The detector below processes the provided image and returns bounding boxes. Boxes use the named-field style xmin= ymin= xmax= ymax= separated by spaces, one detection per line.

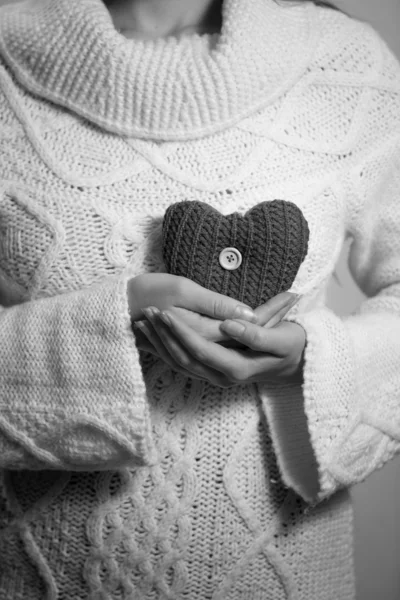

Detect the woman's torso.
xmin=0 ymin=2 xmax=382 ymax=594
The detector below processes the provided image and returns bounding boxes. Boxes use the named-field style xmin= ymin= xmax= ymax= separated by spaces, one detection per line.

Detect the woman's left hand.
xmin=137 ymin=308 xmax=306 ymax=387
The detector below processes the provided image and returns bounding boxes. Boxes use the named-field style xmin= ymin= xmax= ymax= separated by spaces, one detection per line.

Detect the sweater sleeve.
xmin=0 ymin=270 xmax=158 ymax=471
xmin=259 ymin=134 xmax=400 ymax=504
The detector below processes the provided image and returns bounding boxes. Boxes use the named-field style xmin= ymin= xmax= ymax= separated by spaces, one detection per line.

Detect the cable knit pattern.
xmin=0 ymin=0 xmax=399 ymax=598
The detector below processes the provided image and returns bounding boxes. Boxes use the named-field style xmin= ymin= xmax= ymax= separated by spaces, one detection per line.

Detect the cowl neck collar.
xmin=0 ymin=0 xmax=317 ymax=140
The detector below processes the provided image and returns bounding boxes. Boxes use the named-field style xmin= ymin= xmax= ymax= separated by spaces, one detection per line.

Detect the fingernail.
xmin=142 ymin=306 xmax=158 ymax=320
xmin=142 ymin=308 xmax=152 ymax=319
xmin=234 ymin=306 xmax=257 ymax=323
xmin=288 ymin=294 xmax=301 ymax=308
xmin=222 ymin=320 xmax=245 ymax=337
xmin=159 ymin=311 xmax=172 ymax=327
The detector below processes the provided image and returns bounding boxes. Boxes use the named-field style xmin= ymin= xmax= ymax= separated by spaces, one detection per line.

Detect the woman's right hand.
xmin=128 ymin=273 xmax=256 ymax=372
xmin=127 ymin=273 xmax=257 ymax=328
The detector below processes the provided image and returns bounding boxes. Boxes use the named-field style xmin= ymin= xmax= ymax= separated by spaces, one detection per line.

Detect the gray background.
xmin=1 ymin=1 xmax=399 ymax=598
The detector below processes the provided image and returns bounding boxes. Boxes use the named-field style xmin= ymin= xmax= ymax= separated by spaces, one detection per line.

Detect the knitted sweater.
xmin=0 ymin=0 xmax=400 ymax=598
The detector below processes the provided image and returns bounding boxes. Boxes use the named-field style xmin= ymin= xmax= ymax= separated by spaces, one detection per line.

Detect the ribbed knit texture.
xmin=0 ymin=0 xmax=400 ymax=598
xmin=0 ymin=0 xmax=317 ymax=139
xmin=162 ymin=200 xmax=309 ymax=308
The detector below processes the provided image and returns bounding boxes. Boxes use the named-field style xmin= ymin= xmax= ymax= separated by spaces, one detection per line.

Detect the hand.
xmin=149 ymin=312 xmax=305 ymax=386
xmin=135 ymin=294 xmax=304 ymax=386
xmin=134 ymin=286 xmax=299 ymax=349
xmin=127 ymin=273 xmax=257 ymax=327
xmin=129 ymin=273 xmax=297 ymax=354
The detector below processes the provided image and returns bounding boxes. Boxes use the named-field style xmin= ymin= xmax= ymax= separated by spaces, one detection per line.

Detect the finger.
xmin=169 ymin=307 xmax=224 ymax=341
xmin=180 ymin=282 xmax=258 ymax=323
xmin=262 ymin=294 xmax=301 ymax=328
xmin=135 ymin=319 xmax=178 ymax=365
xmin=132 ymin=321 xmax=156 ymax=351
xmin=143 ymin=308 xmax=231 ymax=386
xmin=170 ymin=307 xmax=248 ymax=346
xmin=158 ymin=310 xmax=252 ymax=380
xmin=133 ymin=324 xmax=158 ymax=354
xmin=143 ymin=308 xmax=193 ymax=367
xmin=159 ymin=309 xmax=293 ymax=384
xmin=138 ymin=314 xmax=204 ymax=378
xmin=253 ymin=292 xmax=300 ymax=327
xmin=140 ymin=319 xmax=210 ymax=382
xmin=219 ymin=319 xmax=296 ymax=356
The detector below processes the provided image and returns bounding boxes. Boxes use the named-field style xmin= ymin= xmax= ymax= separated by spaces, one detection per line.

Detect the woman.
xmin=0 ymin=0 xmax=399 ymax=598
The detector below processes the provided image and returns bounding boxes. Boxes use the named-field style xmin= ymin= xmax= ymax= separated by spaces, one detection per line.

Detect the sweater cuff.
xmin=113 ymin=270 xmax=159 ymax=467
xmin=258 ymin=381 xmax=320 ymax=504
xmin=258 ymin=308 xmax=355 ymax=503
xmin=0 ymin=270 xmax=158 ymax=470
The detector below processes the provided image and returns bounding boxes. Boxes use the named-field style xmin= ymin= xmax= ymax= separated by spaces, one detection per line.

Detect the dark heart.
xmin=162 ymin=200 xmax=309 ymax=309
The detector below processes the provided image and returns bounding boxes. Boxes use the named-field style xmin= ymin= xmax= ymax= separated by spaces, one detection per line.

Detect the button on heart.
xmin=219 ymin=247 xmax=242 ymax=270
xmin=162 ymin=200 xmax=309 ymax=309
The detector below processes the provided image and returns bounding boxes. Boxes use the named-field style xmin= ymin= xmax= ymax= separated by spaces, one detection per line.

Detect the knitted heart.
xmin=162 ymin=200 xmax=309 ymax=309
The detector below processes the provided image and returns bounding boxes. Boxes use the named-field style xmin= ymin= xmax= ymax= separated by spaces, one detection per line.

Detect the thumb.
xmin=220 ymin=319 xmax=304 ymax=356
xmin=254 ymin=292 xmax=300 ymax=328
xmin=183 ymin=282 xmax=257 ymax=323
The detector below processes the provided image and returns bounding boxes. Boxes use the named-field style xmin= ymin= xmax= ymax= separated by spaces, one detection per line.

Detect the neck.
xmin=105 ymin=0 xmax=223 ymax=39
